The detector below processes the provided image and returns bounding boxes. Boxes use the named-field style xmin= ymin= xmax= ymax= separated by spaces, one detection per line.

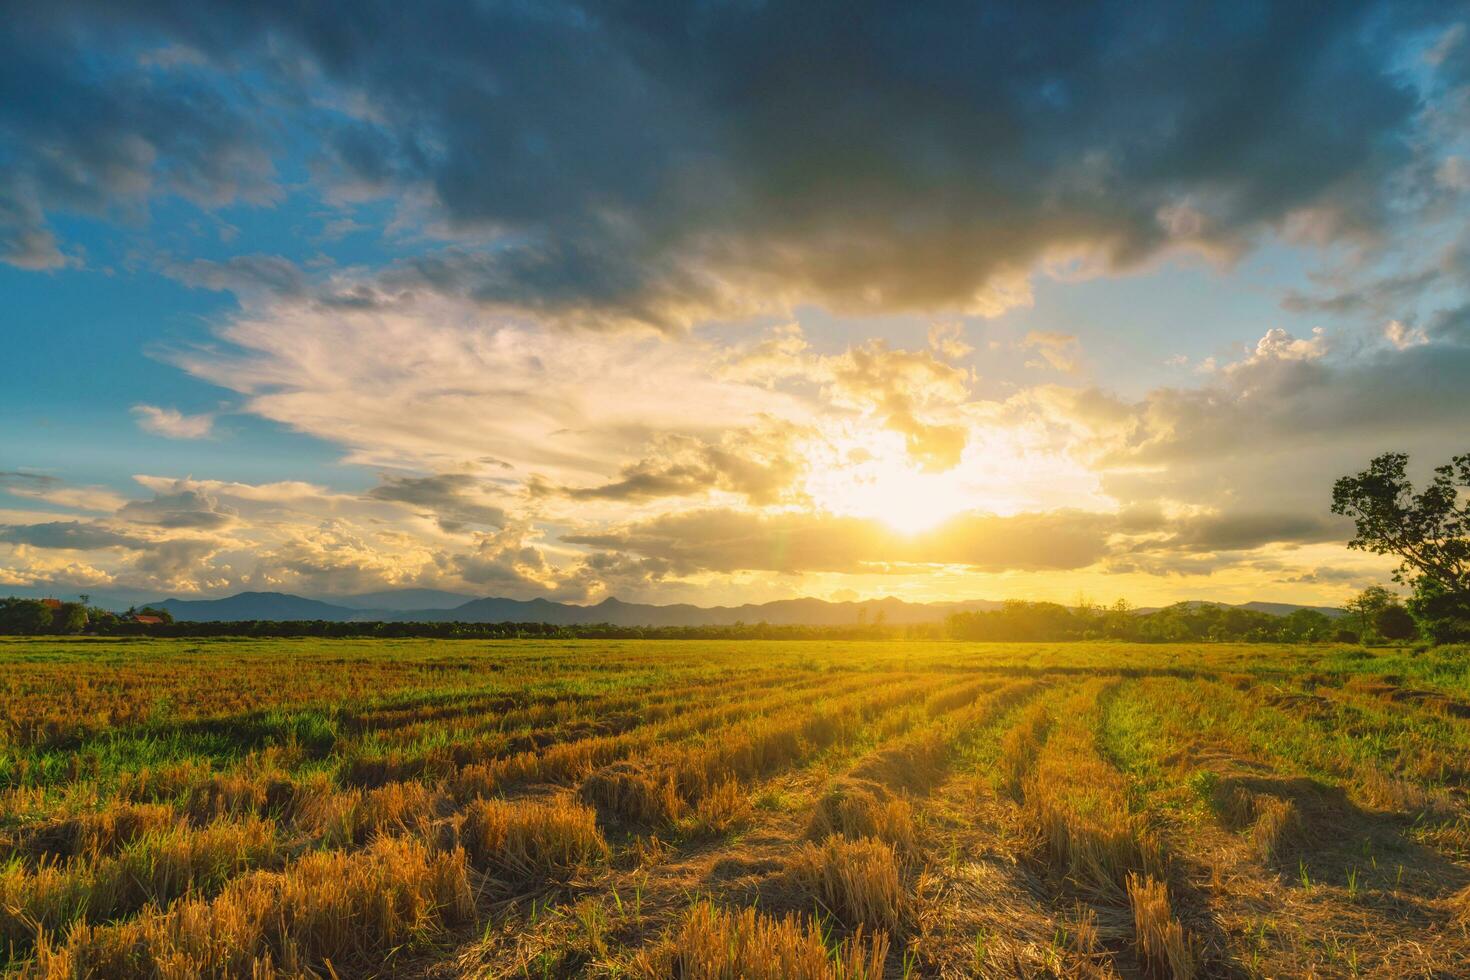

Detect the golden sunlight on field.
xmin=2 ymin=637 xmax=1468 ymax=978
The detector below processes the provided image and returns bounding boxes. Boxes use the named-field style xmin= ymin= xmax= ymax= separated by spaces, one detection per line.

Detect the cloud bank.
xmin=4 ymin=1 xmax=1461 ymax=328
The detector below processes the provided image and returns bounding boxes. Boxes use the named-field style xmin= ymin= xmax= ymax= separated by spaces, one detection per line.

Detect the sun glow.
xmin=800 ymin=424 xmax=1114 ymax=536
xmin=802 ymin=431 xmax=977 ymax=535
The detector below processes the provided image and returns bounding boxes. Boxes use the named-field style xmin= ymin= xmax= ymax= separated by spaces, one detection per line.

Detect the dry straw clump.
xmin=33 ymin=835 xmax=473 ymax=978
xmin=1127 ymin=872 xmax=1196 ymax=980
xmin=352 ymin=780 xmax=450 ymax=843
xmin=784 ymin=836 xmax=907 ymax=934
xmin=1023 ymin=719 xmax=1160 ymax=894
xmin=635 ymin=902 xmax=889 ymax=980
xmin=1249 ymin=797 xmax=1303 ymax=865
xmin=1210 ymin=780 xmax=1304 ymax=864
xmin=849 ymin=727 xmax=949 ymax=794
xmin=1451 ymin=884 xmax=1470 ymax=927
xmin=998 ymin=701 xmax=1053 ymax=800
xmin=680 ymin=777 xmax=753 ymax=839
xmin=17 ymin=802 xmax=177 ymax=862
xmin=2 ymin=815 xmax=283 ymax=956
xmin=581 ymin=760 xmax=684 ymax=825
xmin=458 ymin=796 xmax=607 ymax=884
xmin=582 ymin=681 xmax=938 ymax=830
xmin=806 ymin=778 xmax=915 ymax=854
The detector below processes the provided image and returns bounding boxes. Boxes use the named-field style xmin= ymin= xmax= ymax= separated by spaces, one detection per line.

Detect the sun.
xmin=802 ymin=431 xmax=975 ymax=535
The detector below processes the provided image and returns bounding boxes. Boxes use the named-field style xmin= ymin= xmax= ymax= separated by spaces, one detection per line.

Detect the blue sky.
xmin=3 ymin=1 xmax=1468 ymax=607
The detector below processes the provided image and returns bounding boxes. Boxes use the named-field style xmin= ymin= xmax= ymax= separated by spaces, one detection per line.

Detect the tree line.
xmin=0 ymin=595 xmax=1429 ymax=644
xmin=0 ymin=606 xmax=922 ymax=641
xmin=946 ymin=598 xmax=1387 ymax=644
xmin=0 ymin=594 xmax=1360 ymax=643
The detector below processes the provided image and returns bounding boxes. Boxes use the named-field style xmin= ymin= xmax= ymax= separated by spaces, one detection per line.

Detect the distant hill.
xmin=326 ymin=589 xmax=478 ymax=611
xmin=152 ymin=592 xmax=361 ymax=622
xmin=1134 ymin=600 xmax=1345 ymax=619
xmin=149 ymin=591 xmax=1002 ymax=625
xmin=407 ymin=595 xmax=1005 ymax=627
xmin=140 ymin=590 xmax=1345 ymax=625
xmin=1236 ymin=600 xmax=1345 ymax=618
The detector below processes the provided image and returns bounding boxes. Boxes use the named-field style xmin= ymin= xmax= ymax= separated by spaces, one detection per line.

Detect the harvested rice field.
xmin=3 ymin=637 xmax=1469 ymax=978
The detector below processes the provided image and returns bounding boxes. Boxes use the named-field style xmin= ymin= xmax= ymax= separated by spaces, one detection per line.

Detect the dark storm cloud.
xmin=534 ymin=431 xmax=805 ymax=506
xmin=0 ymin=471 xmax=60 ymax=492
xmin=566 ymin=502 xmax=1357 ymax=577
xmin=1107 ymin=343 xmax=1470 ymax=469
xmin=1281 ymin=269 xmax=1443 ymax=317
xmin=1158 ymin=512 xmax=1347 ymax=553
xmin=5 ymin=1 xmax=1460 ymax=327
xmin=0 ymin=7 xmax=276 ymax=269
xmin=566 ymin=508 xmax=1115 ymax=574
xmin=366 ymin=474 xmax=507 ymax=532
xmin=1426 ymin=302 xmax=1470 ymax=343
xmin=0 ymin=521 xmax=147 ymax=550
xmin=1046 ymin=332 xmax=1470 ymax=574
xmin=118 ymin=489 xmax=235 ymax=530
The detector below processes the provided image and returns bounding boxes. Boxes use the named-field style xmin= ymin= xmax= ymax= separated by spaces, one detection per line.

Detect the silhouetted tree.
xmin=1344 ymin=586 xmax=1395 ymax=641
xmin=1333 ymin=451 xmax=1470 ymax=643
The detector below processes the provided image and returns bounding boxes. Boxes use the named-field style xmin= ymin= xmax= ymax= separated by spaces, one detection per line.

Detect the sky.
xmin=3 ymin=1 xmax=1470 ymax=609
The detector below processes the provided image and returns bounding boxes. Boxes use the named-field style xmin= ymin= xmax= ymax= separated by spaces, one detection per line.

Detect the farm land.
xmin=2 ymin=637 xmax=1469 ymax=978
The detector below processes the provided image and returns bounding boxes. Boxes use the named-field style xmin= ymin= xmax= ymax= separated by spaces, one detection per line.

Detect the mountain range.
xmin=145 ymin=592 xmax=1003 ymax=625
xmin=131 ymin=591 xmax=1345 ymax=625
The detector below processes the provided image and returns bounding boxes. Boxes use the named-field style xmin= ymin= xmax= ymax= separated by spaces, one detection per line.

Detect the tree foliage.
xmin=1333 ymin=451 xmax=1470 ymax=643
xmin=1344 ymin=586 xmax=1395 ymax=640
xmin=0 ymin=598 xmax=92 ymax=635
xmin=1374 ymin=603 xmax=1417 ymax=642
xmin=946 ymin=600 xmax=1336 ymax=643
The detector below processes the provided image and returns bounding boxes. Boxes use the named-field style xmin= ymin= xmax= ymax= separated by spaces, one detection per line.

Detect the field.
xmin=2 ymin=638 xmax=1469 ymax=978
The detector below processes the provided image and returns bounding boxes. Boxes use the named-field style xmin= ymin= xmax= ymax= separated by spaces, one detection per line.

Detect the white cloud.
xmin=1242 ymin=326 xmax=1328 ymax=365
xmin=1383 ymin=319 xmax=1429 ymax=350
xmin=131 ymin=405 xmax=216 ymax=439
xmin=1020 ymin=331 xmax=1083 ymax=374
xmin=172 ymin=294 xmax=814 ymax=484
xmin=927 ymin=323 xmax=973 ymax=360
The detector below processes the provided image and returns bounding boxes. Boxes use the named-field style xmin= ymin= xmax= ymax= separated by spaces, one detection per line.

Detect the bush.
xmin=1374 ymin=603 xmax=1418 ymax=642
xmin=1408 ymin=581 xmax=1470 ymax=645
xmin=0 ymin=598 xmax=53 ymax=634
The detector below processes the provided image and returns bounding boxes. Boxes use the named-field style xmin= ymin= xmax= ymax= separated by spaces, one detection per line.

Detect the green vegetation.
xmin=1333 ymin=449 xmax=1470 ymax=643
xmin=1 ymin=636 xmax=1467 ymax=977
xmin=0 ymin=598 xmax=171 ymax=636
xmin=945 ymin=598 xmax=1341 ymax=642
